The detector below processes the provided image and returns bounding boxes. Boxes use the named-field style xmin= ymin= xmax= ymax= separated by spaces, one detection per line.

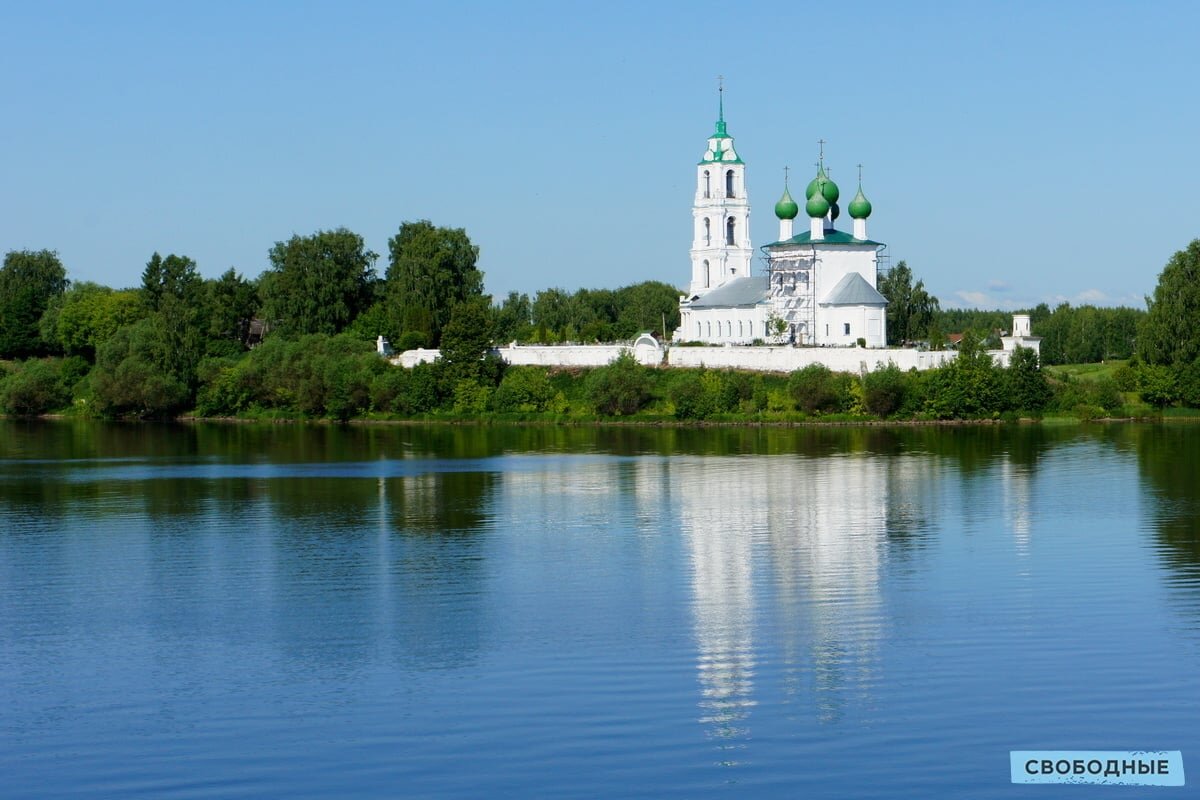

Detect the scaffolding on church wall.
xmin=765 ymin=252 xmax=818 ymax=345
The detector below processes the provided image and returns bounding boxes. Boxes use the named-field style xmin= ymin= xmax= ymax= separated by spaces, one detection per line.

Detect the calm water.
xmin=1 ymin=421 xmax=1197 ymax=798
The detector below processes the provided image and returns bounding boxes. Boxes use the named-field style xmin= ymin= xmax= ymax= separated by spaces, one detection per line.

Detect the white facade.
xmin=688 ymin=105 xmax=752 ymax=296
xmin=678 ymin=102 xmax=888 ymax=348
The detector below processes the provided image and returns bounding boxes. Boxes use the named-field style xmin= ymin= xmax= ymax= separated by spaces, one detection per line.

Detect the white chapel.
xmin=677 ymin=96 xmax=889 ymax=348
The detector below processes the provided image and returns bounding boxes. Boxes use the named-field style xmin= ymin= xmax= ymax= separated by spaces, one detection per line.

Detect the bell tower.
xmin=689 ymin=80 xmax=752 ymax=296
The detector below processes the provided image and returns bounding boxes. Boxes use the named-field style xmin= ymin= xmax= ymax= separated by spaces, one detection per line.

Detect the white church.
xmin=676 ymin=96 xmax=888 ymax=348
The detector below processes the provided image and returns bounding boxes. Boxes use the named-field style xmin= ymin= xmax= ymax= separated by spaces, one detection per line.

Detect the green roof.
xmin=766 ymin=229 xmax=883 ymax=247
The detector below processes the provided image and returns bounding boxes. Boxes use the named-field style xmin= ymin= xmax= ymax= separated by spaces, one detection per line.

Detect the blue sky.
xmin=2 ymin=0 xmax=1196 ymax=310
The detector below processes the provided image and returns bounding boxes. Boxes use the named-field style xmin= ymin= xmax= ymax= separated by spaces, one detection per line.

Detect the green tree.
xmin=1004 ymin=346 xmax=1051 ymax=411
xmin=614 ymin=281 xmax=682 ymax=339
xmin=386 ymin=220 xmax=483 ymax=346
xmin=878 ymin=260 xmax=939 ymax=344
xmin=141 ymin=252 xmax=206 ymax=388
xmin=40 ymin=283 xmax=145 ymax=359
xmin=205 ymin=268 xmax=259 ymax=347
xmin=261 ymin=228 xmax=378 ymax=336
xmin=494 ymin=291 xmax=533 ymax=342
xmin=438 ymin=298 xmax=498 ymax=382
xmin=925 ymin=331 xmax=1001 ymax=418
xmin=0 ymin=249 xmax=68 ymax=357
xmin=1140 ymin=239 xmax=1200 ymax=367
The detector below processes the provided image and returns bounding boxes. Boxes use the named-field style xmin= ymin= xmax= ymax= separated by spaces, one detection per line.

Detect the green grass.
xmin=1044 ymin=360 xmax=1128 ymax=382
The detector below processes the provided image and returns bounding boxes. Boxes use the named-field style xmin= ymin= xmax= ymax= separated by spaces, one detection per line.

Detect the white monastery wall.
xmin=393 ymin=344 xmax=1034 ymax=373
xmin=667 ymin=346 xmax=957 ymax=373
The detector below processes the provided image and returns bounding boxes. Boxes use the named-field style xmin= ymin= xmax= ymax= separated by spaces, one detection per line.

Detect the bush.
xmin=1051 ymin=376 xmax=1123 ymax=415
xmin=586 ymin=351 xmax=651 ymax=416
xmin=0 ymin=358 xmax=71 ymax=415
xmin=788 ymin=364 xmax=844 ymax=413
xmin=1136 ymin=363 xmax=1179 ymax=408
xmin=862 ymin=362 xmax=906 ymax=417
xmin=492 ymin=366 xmax=557 ymax=413
xmin=671 ymin=369 xmax=720 ymax=420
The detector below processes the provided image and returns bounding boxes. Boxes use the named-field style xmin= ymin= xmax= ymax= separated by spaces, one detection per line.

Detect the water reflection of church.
xmin=671 ymin=451 xmax=909 ymax=740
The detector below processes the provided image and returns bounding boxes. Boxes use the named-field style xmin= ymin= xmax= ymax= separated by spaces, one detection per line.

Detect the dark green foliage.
xmin=39 ymin=283 xmax=145 ymax=359
xmin=260 ymin=228 xmax=378 ymax=336
xmin=205 ymin=268 xmax=259 ymax=347
xmin=439 ymin=298 xmax=497 ymax=381
xmin=586 ymin=352 xmax=651 ymax=416
xmin=492 ymin=367 xmax=558 ymax=413
xmin=862 ymin=362 xmax=907 ymax=417
xmin=1140 ymin=239 xmax=1200 ymax=367
xmin=386 ymin=220 xmax=483 ymax=347
xmin=1113 ymin=362 xmax=1138 ymax=392
xmin=344 ymin=300 xmax=393 ymax=345
xmin=142 ymin=252 xmax=202 ymax=312
xmin=1136 ymin=363 xmax=1179 ymax=408
xmin=1176 ymin=358 xmax=1200 ymax=408
xmin=194 ymin=334 xmax=387 ymax=419
xmin=525 ymin=281 xmax=681 ymax=343
xmin=0 ymin=249 xmax=68 ymax=358
xmin=0 ymin=358 xmax=74 ymax=415
xmin=1036 ymin=303 xmax=1142 ymax=365
xmin=396 ymin=331 xmax=428 ymax=351
xmin=1050 ymin=375 xmax=1123 ymax=417
xmin=787 ymin=364 xmax=845 ymax=413
xmin=670 ymin=369 xmax=721 ymax=419
xmin=90 ymin=318 xmax=189 ymax=417
xmin=1003 ymin=346 xmax=1051 ymax=412
xmin=878 ymin=260 xmax=939 ymax=344
xmin=140 ymin=253 xmax=207 ymax=390
xmin=494 ymin=291 xmax=533 ymax=343
xmin=924 ymin=331 xmax=1002 ymax=418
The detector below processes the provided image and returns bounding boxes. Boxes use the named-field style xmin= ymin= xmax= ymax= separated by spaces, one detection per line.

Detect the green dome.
xmin=775 ymin=187 xmax=799 ymax=220
xmin=805 ymin=190 xmax=830 ymax=219
xmin=805 ymin=166 xmax=828 ymax=199
xmin=820 ymin=175 xmax=840 ymax=204
xmin=805 ymin=165 xmax=840 ymax=204
xmin=849 ymin=186 xmax=872 ymax=219
xmin=830 ymin=201 xmax=840 ymax=221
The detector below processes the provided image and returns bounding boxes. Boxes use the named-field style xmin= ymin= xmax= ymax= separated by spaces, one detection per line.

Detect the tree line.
xmin=3 ymin=229 xmax=1200 ymax=419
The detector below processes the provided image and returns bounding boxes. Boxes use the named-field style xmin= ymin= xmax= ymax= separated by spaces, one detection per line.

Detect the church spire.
xmin=715 ymin=75 xmax=726 ymax=136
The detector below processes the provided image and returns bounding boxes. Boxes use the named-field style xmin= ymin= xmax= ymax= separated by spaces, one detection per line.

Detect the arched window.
xmin=738 ymin=321 xmax=743 ymax=338
xmin=703 ymin=218 xmax=711 ymax=246
xmin=726 ymin=217 xmax=735 ymax=246
xmin=725 ymin=170 xmax=735 ymax=198
xmin=706 ymin=321 xmax=712 ymax=337
xmin=696 ymin=321 xmax=701 ymax=337
xmin=703 ymin=259 xmax=710 ymax=288
xmin=703 ymin=170 xmax=711 ymax=198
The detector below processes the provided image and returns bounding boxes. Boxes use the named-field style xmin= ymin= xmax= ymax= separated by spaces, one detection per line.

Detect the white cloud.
xmin=954 ymin=290 xmax=992 ymax=307
xmin=1074 ymin=288 xmax=1108 ymax=304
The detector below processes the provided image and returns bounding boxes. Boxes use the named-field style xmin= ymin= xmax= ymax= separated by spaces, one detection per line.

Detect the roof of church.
xmin=768 ymin=229 xmax=883 ymax=247
xmin=822 ymin=272 xmax=888 ymax=306
xmin=688 ymin=276 xmax=769 ymax=308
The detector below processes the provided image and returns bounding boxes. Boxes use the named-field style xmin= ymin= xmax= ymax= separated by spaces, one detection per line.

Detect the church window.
xmin=696 ymin=322 xmax=701 ymax=337
xmin=706 ymin=321 xmax=712 ymax=337
xmin=726 ymin=217 xmax=735 ymax=246
xmin=703 ymin=171 xmax=711 ymax=198
xmin=704 ymin=218 xmax=711 ymax=246
xmin=725 ymin=170 xmax=735 ymax=198
xmin=844 ymin=323 xmax=851 ymax=335
xmin=703 ymin=260 xmax=710 ymax=288
xmin=738 ymin=321 xmax=743 ymax=338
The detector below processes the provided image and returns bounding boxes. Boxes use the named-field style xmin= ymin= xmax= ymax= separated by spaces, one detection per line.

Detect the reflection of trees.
xmin=1133 ymin=425 xmax=1200 ymax=585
